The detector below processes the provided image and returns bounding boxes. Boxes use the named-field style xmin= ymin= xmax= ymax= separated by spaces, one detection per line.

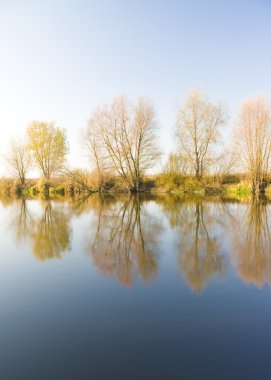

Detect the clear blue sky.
xmin=0 ymin=0 xmax=271 ymax=174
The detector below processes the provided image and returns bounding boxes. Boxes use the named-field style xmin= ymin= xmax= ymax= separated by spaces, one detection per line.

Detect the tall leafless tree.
xmin=234 ymin=95 xmax=271 ymax=194
xmin=163 ymin=152 xmax=190 ymax=175
xmin=176 ymin=89 xmax=225 ymax=179
xmin=85 ymin=96 xmax=160 ymax=191
xmin=6 ymin=139 xmax=32 ymax=185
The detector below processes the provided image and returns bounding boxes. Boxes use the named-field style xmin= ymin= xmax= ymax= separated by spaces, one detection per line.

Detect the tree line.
xmin=4 ymin=89 xmax=271 ymax=194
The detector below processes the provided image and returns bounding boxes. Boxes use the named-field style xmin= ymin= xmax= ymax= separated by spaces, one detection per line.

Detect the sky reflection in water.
xmin=3 ymin=194 xmax=271 ymax=291
xmin=1 ymin=194 xmax=271 ymax=380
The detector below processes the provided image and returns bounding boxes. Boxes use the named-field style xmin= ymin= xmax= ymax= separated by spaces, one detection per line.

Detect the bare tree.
xmin=164 ymin=152 xmax=190 ymax=175
xmin=176 ymin=89 xmax=225 ymax=179
xmin=62 ymin=167 xmax=94 ymax=193
xmin=213 ymin=150 xmax=236 ymax=177
xmin=234 ymin=95 xmax=271 ymax=194
xmin=83 ymin=114 xmax=108 ymax=189
xmin=210 ymin=149 xmax=237 ymax=186
xmin=85 ymin=96 xmax=160 ymax=192
xmin=6 ymin=139 xmax=32 ymax=185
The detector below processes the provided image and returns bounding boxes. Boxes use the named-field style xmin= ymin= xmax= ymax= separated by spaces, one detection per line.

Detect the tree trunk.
xmin=253 ymin=180 xmax=266 ymax=195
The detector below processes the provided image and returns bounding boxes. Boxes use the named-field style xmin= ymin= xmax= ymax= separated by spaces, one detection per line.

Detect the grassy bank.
xmin=0 ymin=173 xmax=260 ymax=198
xmin=153 ymin=173 xmax=253 ymax=197
xmin=0 ymin=175 xmax=130 ymax=198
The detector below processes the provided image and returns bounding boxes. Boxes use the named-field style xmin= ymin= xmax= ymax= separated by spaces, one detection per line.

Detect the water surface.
xmin=1 ymin=194 xmax=271 ymax=380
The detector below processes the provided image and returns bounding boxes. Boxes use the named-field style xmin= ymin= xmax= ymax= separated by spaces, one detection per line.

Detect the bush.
xmin=221 ymin=174 xmax=241 ymax=184
xmin=0 ymin=178 xmax=24 ymax=195
xmin=155 ymin=173 xmax=184 ymax=192
xmin=223 ymin=183 xmax=251 ymax=196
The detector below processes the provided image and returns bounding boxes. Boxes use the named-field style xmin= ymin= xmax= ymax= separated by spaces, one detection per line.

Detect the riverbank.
xmin=1 ymin=173 xmax=269 ymax=198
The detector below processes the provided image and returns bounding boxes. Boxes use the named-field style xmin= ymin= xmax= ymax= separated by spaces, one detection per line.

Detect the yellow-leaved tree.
xmin=27 ymin=121 xmax=68 ymax=181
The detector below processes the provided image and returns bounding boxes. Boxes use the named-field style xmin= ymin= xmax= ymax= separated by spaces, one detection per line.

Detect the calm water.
xmin=1 ymin=194 xmax=271 ymax=380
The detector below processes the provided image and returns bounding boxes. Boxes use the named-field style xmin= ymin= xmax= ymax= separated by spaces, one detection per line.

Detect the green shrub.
xmin=223 ymin=183 xmax=251 ymax=196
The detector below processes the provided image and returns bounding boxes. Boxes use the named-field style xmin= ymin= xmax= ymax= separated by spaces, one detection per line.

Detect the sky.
xmin=0 ymin=0 xmax=271 ymax=175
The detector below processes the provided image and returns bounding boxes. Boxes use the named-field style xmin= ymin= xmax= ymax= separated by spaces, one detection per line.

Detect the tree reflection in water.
xmin=179 ymin=203 xmax=226 ymax=293
xmin=11 ymin=199 xmax=71 ymax=260
xmin=31 ymin=201 xmax=71 ymax=260
xmin=10 ymin=199 xmax=34 ymax=243
xmin=229 ymin=198 xmax=271 ymax=287
xmin=88 ymin=195 xmax=162 ymax=286
xmin=6 ymin=193 xmax=271 ymax=290
xmin=161 ymin=197 xmax=226 ymax=293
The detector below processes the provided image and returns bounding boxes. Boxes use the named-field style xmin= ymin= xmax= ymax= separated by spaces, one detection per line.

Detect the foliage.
xmin=27 ymin=121 xmax=68 ymax=180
